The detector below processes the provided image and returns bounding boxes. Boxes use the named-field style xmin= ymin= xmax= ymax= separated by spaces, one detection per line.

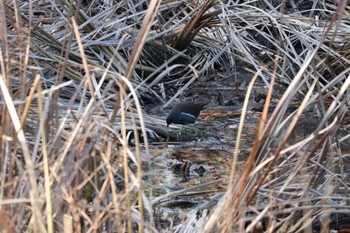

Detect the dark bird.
xmin=166 ymin=103 xmax=205 ymax=138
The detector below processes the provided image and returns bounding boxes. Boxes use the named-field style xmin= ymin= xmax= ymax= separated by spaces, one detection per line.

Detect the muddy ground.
xmin=132 ymin=73 xmax=350 ymax=225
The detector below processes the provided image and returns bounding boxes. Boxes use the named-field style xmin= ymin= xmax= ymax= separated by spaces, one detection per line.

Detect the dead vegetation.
xmin=0 ymin=0 xmax=349 ymax=232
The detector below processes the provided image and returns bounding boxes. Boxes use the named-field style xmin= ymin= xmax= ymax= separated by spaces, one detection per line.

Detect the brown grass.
xmin=0 ymin=0 xmax=349 ymax=232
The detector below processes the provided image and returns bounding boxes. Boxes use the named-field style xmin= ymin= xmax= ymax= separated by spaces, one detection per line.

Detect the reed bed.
xmin=0 ymin=0 xmax=349 ymax=232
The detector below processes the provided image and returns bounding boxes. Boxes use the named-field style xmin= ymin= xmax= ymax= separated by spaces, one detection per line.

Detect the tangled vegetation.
xmin=0 ymin=0 xmax=349 ymax=232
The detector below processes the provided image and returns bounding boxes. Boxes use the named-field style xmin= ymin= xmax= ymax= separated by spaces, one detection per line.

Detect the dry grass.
xmin=0 ymin=0 xmax=349 ymax=232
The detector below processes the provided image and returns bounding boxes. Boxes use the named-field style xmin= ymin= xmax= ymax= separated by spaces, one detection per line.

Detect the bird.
xmin=166 ymin=102 xmax=205 ymax=137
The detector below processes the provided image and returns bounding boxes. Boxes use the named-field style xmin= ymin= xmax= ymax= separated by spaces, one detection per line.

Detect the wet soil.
xmin=137 ymin=74 xmax=262 ymax=220
xmin=137 ymin=73 xmax=350 ymax=226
